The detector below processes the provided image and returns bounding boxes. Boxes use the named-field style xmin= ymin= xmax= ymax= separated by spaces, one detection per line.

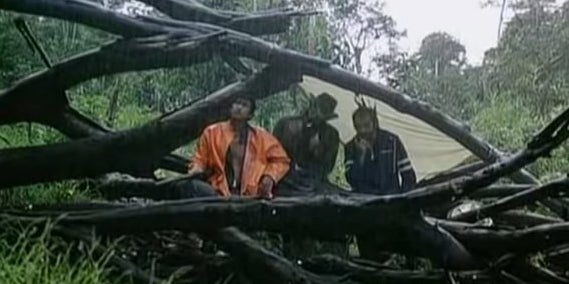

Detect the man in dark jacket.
xmin=344 ymin=105 xmax=417 ymax=262
xmin=273 ymin=92 xmax=340 ymax=195
xmin=344 ymin=106 xmax=416 ymax=195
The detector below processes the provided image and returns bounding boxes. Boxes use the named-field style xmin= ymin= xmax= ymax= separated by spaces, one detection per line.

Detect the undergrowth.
xmin=0 ymin=221 xmax=119 ymax=284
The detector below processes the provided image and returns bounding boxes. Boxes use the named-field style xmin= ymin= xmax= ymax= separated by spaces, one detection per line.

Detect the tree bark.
xmin=0 ymin=0 xmax=545 ymax=190
xmin=0 ymin=66 xmax=300 ymax=188
xmin=215 ymin=227 xmax=336 ymax=284
xmin=451 ymin=178 xmax=569 ymax=222
xmin=302 ymin=254 xmax=491 ymax=284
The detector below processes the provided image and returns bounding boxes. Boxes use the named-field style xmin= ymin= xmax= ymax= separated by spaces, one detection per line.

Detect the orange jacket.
xmin=191 ymin=121 xmax=290 ymax=197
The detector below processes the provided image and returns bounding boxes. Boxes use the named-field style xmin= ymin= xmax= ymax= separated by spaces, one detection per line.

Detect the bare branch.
xmin=451 ymin=178 xmax=569 ymax=222
xmin=0 ymin=66 xmax=300 ymax=188
xmin=0 ymin=33 xmax=220 ymax=124
xmin=138 ymin=0 xmax=317 ymax=35
xmin=0 ymin=0 xmax=538 ymax=189
xmin=303 ymin=254 xmax=490 ymax=284
xmin=2 ymin=195 xmax=478 ymax=269
xmin=0 ymin=0 xmax=164 ymax=37
xmin=215 ymin=227 xmax=335 ymax=284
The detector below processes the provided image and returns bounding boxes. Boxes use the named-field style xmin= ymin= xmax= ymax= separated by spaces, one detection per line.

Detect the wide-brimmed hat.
xmin=312 ymin=92 xmax=338 ymax=120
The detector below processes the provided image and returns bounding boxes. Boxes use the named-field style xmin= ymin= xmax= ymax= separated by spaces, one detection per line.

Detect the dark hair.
xmin=352 ymin=106 xmax=377 ymax=122
xmin=314 ymin=92 xmax=337 ymax=115
xmin=352 ymin=105 xmax=380 ymax=131
xmin=233 ymin=96 xmax=257 ymax=116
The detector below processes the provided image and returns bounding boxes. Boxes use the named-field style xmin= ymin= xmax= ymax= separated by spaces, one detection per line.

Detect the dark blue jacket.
xmin=344 ymin=129 xmax=416 ymax=195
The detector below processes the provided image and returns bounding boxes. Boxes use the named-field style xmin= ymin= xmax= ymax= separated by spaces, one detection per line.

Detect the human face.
xmin=230 ymin=98 xmax=253 ymax=120
xmin=306 ymin=103 xmax=324 ymax=121
xmin=353 ymin=114 xmax=376 ymax=140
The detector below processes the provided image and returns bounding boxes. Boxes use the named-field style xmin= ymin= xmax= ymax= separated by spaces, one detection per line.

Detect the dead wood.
xmin=451 ymin=178 xmax=569 ymax=222
xmin=0 ymin=66 xmax=300 ymax=188
xmin=303 ymin=254 xmax=491 ymax=284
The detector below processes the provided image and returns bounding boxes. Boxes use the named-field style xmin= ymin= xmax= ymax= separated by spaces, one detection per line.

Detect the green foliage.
xmin=0 ymin=182 xmax=94 ymax=208
xmin=471 ymin=96 xmax=569 ymax=180
xmin=471 ymin=96 xmax=542 ymax=151
xmin=0 ymin=222 xmax=118 ymax=284
xmin=3 ymin=0 xmax=569 ymax=278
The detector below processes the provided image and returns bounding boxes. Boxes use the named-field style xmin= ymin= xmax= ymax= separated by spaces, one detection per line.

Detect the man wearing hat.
xmin=273 ymin=92 xmax=343 ymax=259
xmin=273 ymin=92 xmax=340 ymax=194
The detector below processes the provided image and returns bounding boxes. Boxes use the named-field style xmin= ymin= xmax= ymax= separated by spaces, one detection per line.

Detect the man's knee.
xmin=188 ymin=179 xmax=217 ymax=197
xmin=173 ymin=179 xmax=216 ymax=199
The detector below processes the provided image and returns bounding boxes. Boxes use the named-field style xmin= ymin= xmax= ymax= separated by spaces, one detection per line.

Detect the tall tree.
xmin=417 ymin=32 xmax=466 ymax=77
xmin=326 ymin=0 xmax=405 ymax=76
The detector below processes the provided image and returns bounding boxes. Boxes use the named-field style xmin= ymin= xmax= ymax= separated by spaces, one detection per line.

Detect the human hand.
xmin=355 ymin=137 xmax=372 ymax=152
xmin=258 ymin=175 xmax=275 ymax=200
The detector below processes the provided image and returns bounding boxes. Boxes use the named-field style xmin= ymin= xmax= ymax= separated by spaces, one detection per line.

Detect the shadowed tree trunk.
xmin=1 ymin=0 xmax=569 ymax=283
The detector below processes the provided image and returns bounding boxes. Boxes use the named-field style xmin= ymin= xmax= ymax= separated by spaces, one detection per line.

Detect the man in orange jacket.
xmin=186 ymin=96 xmax=290 ymax=199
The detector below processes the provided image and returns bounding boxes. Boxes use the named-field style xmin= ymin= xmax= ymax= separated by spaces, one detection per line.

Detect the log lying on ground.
xmin=0 ymin=195 xmax=478 ymax=269
xmin=469 ymin=184 xmax=535 ymax=199
xmin=4 ymin=109 xmax=566 ymax=267
xmin=450 ymin=178 xmax=569 ymax=222
xmin=54 ymin=226 xmax=164 ymax=284
xmin=494 ymin=210 xmax=563 ymax=228
xmin=544 ymin=244 xmax=569 ymax=270
xmin=0 ymin=65 xmax=300 ymax=188
xmin=302 ymin=254 xmax=491 ymax=284
xmin=215 ymin=227 xmax=335 ymax=284
xmin=97 ymin=174 xmax=197 ymax=200
xmin=439 ymin=220 xmax=569 ymax=257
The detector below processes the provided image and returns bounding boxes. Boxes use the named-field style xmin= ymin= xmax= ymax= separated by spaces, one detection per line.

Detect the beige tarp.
xmin=298 ymin=75 xmax=472 ymax=181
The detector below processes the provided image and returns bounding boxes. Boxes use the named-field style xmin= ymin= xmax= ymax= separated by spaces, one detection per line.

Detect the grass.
xmin=0 ymin=221 xmax=119 ymax=284
xmin=0 ymin=181 xmax=95 ymax=208
xmin=0 ymin=177 xmax=126 ymax=283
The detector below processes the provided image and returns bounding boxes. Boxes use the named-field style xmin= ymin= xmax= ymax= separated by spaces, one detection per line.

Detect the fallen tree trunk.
xmin=136 ymin=0 xmax=317 ymax=35
xmin=302 ymin=254 xmax=491 ymax=284
xmin=469 ymin=184 xmax=535 ymax=199
xmin=0 ymin=33 xmax=220 ymax=124
xmin=0 ymin=65 xmax=300 ymax=188
xmin=54 ymin=226 xmax=164 ymax=284
xmin=0 ymin=0 xmax=540 ymax=188
xmin=451 ymin=178 xmax=569 ymax=222
xmin=494 ymin=210 xmax=563 ymax=228
xmin=439 ymin=221 xmax=569 ymax=257
xmin=1 ymin=195 xmax=478 ymax=269
xmin=47 ymin=107 xmax=189 ymax=175
xmin=215 ymin=227 xmax=335 ymax=284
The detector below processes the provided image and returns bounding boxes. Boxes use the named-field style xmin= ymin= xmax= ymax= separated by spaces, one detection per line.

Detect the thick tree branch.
xmin=376 ymin=106 xmax=569 ymax=208
xmin=0 ymin=0 xmax=540 ymax=187
xmin=469 ymin=184 xmax=535 ymax=199
xmin=215 ymin=227 xmax=335 ymax=284
xmin=54 ymin=226 xmax=164 ymax=284
xmin=0 ymin=0 xmax=165 ymax=37
xmin=494 ymin=210 xmax=563 ymax=228
xmin=0 ymin=66 xmax=300 ymax=188
xmin=450 ymin=178 xmax=569 ymax=222
xmin=1 ymin=195 xmax=478 ymax=269
xmin=440 ymin=221 xmax=569 ymax=257
xmin=137 ymin=0 xmax=316 ymax=35
xmin=0 ymin=33 xmax=220 ymax=124
xmin=47 ymin=107 xmax=189 ymax=175
xmin=417 ymin=160 xmax=488 ymax=187
xmin=302 ymin=254 xmax=490 ymax=284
